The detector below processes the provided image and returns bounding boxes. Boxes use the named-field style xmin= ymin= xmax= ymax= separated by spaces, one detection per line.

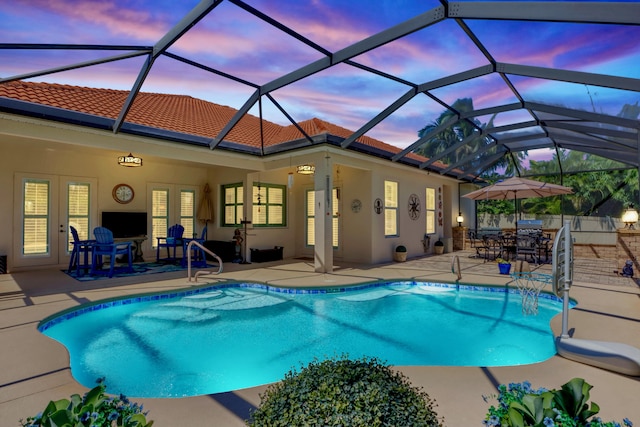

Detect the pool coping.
xmin=38 ymin=278 xmax=571 ymax=332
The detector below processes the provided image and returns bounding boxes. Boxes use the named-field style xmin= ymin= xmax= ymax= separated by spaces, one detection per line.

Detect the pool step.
xmin=162 ymin=293 xmax=287 ymax=311
xmin=132 ymin=306 xmax=219 ymax=323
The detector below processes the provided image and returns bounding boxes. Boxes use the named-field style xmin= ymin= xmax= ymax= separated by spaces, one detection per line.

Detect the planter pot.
xmin=498 ymin=263 xmax=512 ymax=275
xmin=434 ymin=245 xmax=444 ymax=255
xmin=394 ymin=252 xmax=407 ymax=262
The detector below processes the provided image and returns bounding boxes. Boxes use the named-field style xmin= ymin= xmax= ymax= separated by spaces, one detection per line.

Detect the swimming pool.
xmin=39 ymin=281 xmax=566 ymax=398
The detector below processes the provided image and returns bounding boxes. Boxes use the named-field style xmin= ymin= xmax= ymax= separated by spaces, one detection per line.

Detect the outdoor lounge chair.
xmin=91 ymin=227 xmax=133 ymax=278
xmin=67 ymin=226 xmax=95 ymax=276
xmin=182 ymin=226 xmax=208 ymax=268
xmin=156 ymin=224 xmax=184 ymax=262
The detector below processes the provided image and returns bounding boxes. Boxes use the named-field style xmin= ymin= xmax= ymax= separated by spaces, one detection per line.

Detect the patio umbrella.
xmin=197 ymin=183 xmax=214 ymax=225
xmin=463 ymin=177 xmax=573 ymax=231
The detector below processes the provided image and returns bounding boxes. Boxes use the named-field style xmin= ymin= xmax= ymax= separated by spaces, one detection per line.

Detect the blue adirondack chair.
xmin=91 ymin=227 xmax=133 ymax=277
xmin=182 ymin=226 xmax=208 ymax=268
xmin=67 ymin=226 xmax=96 ymax=276
xmin=156 ymin=224 xmax=184 ymax=262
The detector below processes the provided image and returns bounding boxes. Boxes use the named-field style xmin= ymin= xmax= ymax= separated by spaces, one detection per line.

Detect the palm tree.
xmin=415 ymin=98 xmax=521 ymax=176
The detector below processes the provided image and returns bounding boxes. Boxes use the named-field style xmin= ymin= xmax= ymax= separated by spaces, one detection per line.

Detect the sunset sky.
xmin=1 ymin=0 xmax=639 ymax=169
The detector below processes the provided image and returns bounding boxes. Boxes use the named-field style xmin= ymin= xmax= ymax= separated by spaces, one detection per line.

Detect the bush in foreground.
xmin=20 ymin=378 xmax=153 ymax=427
xmin=482 ymin=377 xmax=633 ymax=427
xmin=246 ymin=355 xmax=443 ymax=426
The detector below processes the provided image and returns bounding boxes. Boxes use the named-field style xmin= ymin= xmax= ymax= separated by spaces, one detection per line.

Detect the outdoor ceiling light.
xmin=118 ymin=153 xmax=143 ymax=167
xmin=622 ymin=206 xmax=639 ymax=229
xmin=296 ymin=164 xmax=315 ymax=175
xmin=456 ymin=213 xmax=464 ymax=227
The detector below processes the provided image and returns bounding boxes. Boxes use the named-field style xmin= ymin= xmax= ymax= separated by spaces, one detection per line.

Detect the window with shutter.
xmin=67 ymin=183 xmax=90 ymax=251
xmin=23 ymin=180 xmax=50 ymax=255
xmin=384 ymin=180 xmax=398 ymax=237
xmin=180 ymin=190 xmax=195 ymax=238
xmin=152 ymin=189 xmax=169 ymax=248
xmin=222 ymin=183 xmax=243 ymax=227
xmin=426 ymin=187 xmax=435 ymax=234
xmin=252 ymin=183 xmax=286 ymax=227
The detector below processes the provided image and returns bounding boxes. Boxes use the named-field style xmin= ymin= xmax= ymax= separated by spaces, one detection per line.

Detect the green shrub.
xmin=246 ymin=355 xmax=443 ymax=427
xmin=20 ymin=378 xmax=153 ymax=427
xmin=395 ymin=245 xmax=407 ymax=252
xmin=482 ymin=377 xmax=633 ymax=427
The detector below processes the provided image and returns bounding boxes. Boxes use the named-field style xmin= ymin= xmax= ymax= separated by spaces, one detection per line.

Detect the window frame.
xmin=221 ymin=183 xmax=244 ymax=227
xmin=180 ymin=189 xmax=196 ymax=239
xmin=384 ymin=180 xmax=398 ymax=237
xmin=151 ymin=188 xmax=169 ymax=249
xmin=425 ymin=187 xmax=436 ymax=235
xmin=252 ymin=182 xmax=287 ymax=228
xmin=67 ymin=182 xmax=91 ymax=252
xmin=23 ymin=179 xmax=50 ymax=255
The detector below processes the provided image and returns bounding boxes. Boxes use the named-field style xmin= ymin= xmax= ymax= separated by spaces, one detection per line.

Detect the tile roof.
xmin=0 ymin=80 xmax=434 ymax=165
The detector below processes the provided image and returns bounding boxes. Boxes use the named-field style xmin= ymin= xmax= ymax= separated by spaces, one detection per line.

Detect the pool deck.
xmin=1 ymin=250 xmax=639 ymax=425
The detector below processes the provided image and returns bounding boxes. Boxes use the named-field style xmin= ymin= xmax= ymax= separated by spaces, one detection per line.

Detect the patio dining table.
xmin=476 ymin=234 xmax=504 ymax=261
xmin=474 ymin=232 xmax=551 ymax=264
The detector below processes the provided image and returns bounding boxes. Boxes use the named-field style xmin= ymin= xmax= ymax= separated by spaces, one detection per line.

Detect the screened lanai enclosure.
xmin=1 ymin=1 xmax=639 ymax=218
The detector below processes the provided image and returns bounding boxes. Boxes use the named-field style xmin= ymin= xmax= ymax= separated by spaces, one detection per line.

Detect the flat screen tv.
xmin=101 ymin=211 xmax=147 ymax=238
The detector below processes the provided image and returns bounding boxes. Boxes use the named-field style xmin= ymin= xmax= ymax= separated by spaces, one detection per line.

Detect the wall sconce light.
xmin=622 ymin=205 xmax=639 ymax=229
xmin=118 ymin=153 xmax=143 ymax=167
xmin=296 ymin=164 xmax=315 ymax=175
xmin=456 ymin=213 xmax=464 ymax=227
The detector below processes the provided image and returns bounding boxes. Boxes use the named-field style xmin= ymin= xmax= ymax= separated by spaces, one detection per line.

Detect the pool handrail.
xmin=186 ymin=240 xmax=223 ymax=282
xmin=451 ymin=255 xmax=462 ymax=281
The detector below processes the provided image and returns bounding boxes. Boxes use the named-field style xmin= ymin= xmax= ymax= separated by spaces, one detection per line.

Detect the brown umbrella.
xmin=463 ymin=177 xmax=573 ymax=231
xmin=464 ymin=177 xmax=573 ymax=201
xmin=197 ymin=183 xmax=214 ymax=226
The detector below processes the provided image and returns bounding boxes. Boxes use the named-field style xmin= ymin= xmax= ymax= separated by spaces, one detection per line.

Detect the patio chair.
xmin=484 ymin=235 xmax=503 ymax=261
xmin=467 ymin=230 xmax=483 ymax=258
xmin=156 ymin=224 xmax=184 ymax=262
xmin=91 ymin=227 xmax=133 ymax=278
xmin=516 ymin=234 xmax=538 ymax=264
xmin=67 ymin=226 xmax=95 ymax=276
xmin=182 ymin=226 xmax=208 ymax=268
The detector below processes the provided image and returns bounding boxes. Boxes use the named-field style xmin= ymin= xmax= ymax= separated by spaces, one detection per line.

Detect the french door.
xmin=304 ymin=186 xmax=342 ymax=257
xmin=13 ymin=173 xmax=97 ymax=268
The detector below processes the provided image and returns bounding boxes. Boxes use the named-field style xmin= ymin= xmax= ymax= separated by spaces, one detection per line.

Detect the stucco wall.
xmin=0 ymin=115 xmax=462 ymax=271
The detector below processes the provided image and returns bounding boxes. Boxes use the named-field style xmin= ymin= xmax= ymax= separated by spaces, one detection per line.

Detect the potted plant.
xmin=394 ymin=245 xmax=407 ymax=262
xmin=496 ymin=257 xmax=511 ymax=275
xmin=482 ymin=377 xmax=633 ymax=427
xmin=434 ymin=238 xmax=444 ymax=255
xmin=20 ymin=378 xmax=153 ymax=427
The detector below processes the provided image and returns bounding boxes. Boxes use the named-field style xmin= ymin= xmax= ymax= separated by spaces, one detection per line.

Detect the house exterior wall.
xmin=0 ymin=114 xmax=462 ymax=271
xmin=0 ymin=136 xmax=211 ymax=271
xmin=370 ymin=166 xmax=455 ymax=264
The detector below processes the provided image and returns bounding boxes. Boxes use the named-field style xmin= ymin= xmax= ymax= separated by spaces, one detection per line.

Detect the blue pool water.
xmin=40 ymin=281 xmax=565 ymax=398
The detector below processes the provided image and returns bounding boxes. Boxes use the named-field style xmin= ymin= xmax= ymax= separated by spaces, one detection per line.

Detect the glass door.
xmin=12 ymin=173 xmax=97 ymax=269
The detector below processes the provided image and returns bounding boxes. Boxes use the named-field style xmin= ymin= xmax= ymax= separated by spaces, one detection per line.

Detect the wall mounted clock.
xmin=408 ymin=193 xmax=420 ymax=220
xmin=351 ymin=199 xmax=362 ymax=213
xmin=112 ymin=183 xmax=134 ymax=204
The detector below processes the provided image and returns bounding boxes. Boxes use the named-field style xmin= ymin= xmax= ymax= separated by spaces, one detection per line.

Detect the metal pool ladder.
xmin=451 ymin=255 xmax=462 ymax=281
xmin=186 ymin=240 xmax=223 ymax=282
